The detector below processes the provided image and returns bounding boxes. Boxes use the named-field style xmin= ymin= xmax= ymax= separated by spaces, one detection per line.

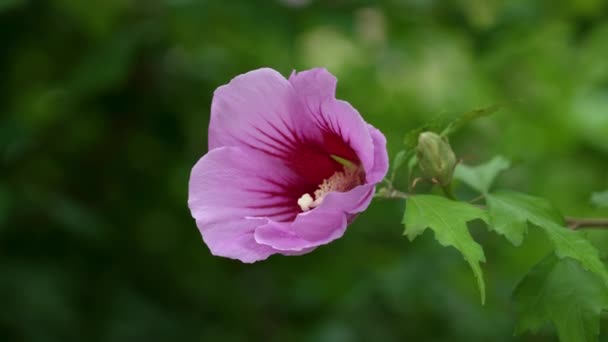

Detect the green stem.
xmin=375 ymin=187 xmax=409 ymax=200
xmin=440 ymin=184 xmax=456 ymax=200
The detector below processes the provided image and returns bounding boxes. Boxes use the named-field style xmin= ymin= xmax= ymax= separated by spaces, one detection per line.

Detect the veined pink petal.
xmin=253 ymin=184 xmax=375 ymax=251
xmin=289 ymin=69 xmax=377 ymax=177
xmin=199 ymin=216 xmax=275 ymax=263
xmin=317 ymin=99 xmax=375 ymax=177
xmin=254 ymin=209 xmax=348 ymax=251
xmin=288 ymin=68 xmax=336 ymax=113
xmin=209 ymin=68 xmax=353 ymax=192
xmin=209 ymin=68 xmax=319 ymax=155
xmin=189 ymin=146 xmax=304 ymax=261
xmin=366 ymin=125 xmax=389 ymax=183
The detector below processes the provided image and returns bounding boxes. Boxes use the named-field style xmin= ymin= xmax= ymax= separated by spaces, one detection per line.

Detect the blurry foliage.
xmin=592 ymin=190 xmax=608 ymax=208
xmin=514 ymin=255 xmax=608 ymax=342
xmin=1 ymin=0 xmax=607 ymax=341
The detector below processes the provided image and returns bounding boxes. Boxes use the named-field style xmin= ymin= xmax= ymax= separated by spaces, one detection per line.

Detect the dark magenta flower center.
xmin=247 ymin=130 xmax=363 ymax=222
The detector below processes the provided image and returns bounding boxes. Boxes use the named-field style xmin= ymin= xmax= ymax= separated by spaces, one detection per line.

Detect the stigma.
xmin=297 ymin=166 xmax=363 ymax=212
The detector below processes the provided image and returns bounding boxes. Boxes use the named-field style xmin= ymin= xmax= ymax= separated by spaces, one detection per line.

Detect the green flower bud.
xmin=416 ymin=132 xmax=457 ymax=186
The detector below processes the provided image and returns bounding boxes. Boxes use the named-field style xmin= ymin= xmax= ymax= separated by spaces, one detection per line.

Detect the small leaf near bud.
xmin=416 ymin=132 xmax=457 ymax=186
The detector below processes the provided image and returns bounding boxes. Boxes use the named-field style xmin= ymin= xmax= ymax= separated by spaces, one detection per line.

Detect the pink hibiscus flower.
xmin=188 ymin=68 xmax=388 ymax=262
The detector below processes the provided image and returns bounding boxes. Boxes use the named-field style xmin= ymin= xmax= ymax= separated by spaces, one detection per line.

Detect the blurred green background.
xmin=1 ymin=0 xmax=607 ymax=341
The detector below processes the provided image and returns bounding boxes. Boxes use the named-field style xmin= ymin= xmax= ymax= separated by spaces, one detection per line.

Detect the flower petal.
xmin=254 ymin=208 xmax=348 ymax=252
xmin=253 ymin=184 xmax=375 ymax=251
xmin=317 ymin=99 xmax=375 ymax=176
xmin=366 ymin=124 xmax=389 ymax=183
xmin=290 ymin=68 xmax=388 ymax=184
xmin=288 ymin=68 xmax=337 ymax=113
xmin=197 ymin=217 xmax=276 ymax=263
xmin=189 ymin=146 xmax=307 ymax=262
xmin=314 ymin=183 xmax=376 ymax=216
xmin=209 ymin=68 xmax=319 ymax=156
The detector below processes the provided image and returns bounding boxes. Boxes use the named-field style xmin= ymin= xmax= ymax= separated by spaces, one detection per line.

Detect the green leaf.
xmin=486 ymin=193 xmax=529 ymax=246
xmin=440 ymin=105 xmax=502 ymax=137
xmin=487 ymin=191 xmax=608 ymax=285
xmin=407 ymin=154 xmax=418 ymax=176
xmin=404 ymin=128 xmax=429 ymax=153
xmin=403 ymin=195 xmax=488 ymax=304
xmin=389 ymin=150 xmax=407 ymax=182
xmin=454 ymin=155 xmax=511 ymax=194
xmin=591 ymin=190 xmax=608 ymax=208
xmin=403 ymin=105 xmax=501 ymax=150
xmin=514 ymin=255 xmax=608 ymax=342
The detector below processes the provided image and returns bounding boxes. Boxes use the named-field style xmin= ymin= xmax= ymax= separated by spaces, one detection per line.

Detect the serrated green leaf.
xmin=514 ymin=255 xmax=608 ymax=342
xmin=591 ymin=190 xmax=608 ymax=208
xmin=454 ymin=156 xmax=510 ymax=194
xmin=486 ymin=193 xmax=529 ymax=246
xmin=403 ymin=195 xmax=488 ymax=304
xmin=487 ymin=191 xmax=608 ymax=286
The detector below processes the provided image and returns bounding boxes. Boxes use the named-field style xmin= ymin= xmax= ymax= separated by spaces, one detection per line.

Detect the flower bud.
xmin=416 ymin=132 xmax=457 ymax=186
